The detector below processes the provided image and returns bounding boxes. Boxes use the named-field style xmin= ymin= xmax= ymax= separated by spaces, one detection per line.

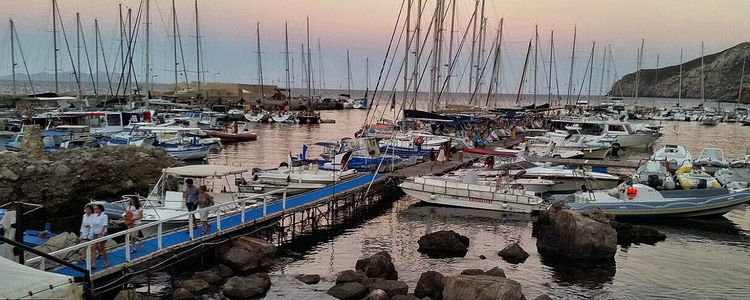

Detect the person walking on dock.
xmin=91 ymin=204 xmax=109 ymax=269
xmin=183 ymin=179 xmax=200 ymax=231
xmin=198 ymin=185 xmax=214 ymax=235
xmin=437 ymin=145 xmax=447 ymax=166
xmin=78 ymin=205 xmax=94 ymax=262
xmin=123 ymin=197 xmax=144 ymax=253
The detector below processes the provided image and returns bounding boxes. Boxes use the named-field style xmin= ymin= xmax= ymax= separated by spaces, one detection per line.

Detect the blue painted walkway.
xmin=54 ymin=174 xmax=383 ymax=277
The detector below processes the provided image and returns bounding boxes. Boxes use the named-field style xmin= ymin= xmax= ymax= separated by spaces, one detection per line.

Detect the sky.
xmin=0 ymin=0 xmax=749 ymax=94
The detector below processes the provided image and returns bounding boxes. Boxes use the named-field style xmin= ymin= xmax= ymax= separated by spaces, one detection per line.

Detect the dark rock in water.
xmin=364 ymin=279 xmax=409 ymax=297
xmin=355 ymin=251 xmax=399 ymax=280
xmin=610 ymin=221 xmax=667 ymax=246
xmin=391 ymin=294 xmax=422 ymax=300
xmin=535 ymin=294 xmax=553 ymax=300
xmin=180 ymin=278 xmax=210 ymax=293
xmin=192 ymin=270 xmax=222 ymax=285
xmin=417 ymin=230 xmax=470 ymax=258
xmin=336 ymin=270 xmax=368 ymax=284
xmin=534 ymin=203 xmax=617 ymax=263
xmin=460 ymin=269 xmax=486 ymax=276
xmin=363 ymin=289 xmax=390 ymax=300
xmin=479 ymin=255 xmax=487 ymax=260
xmin=414 ymin=271 xmax=444 ymax=300
xmin=212 ymin=264 xmax=234 ymax=279
xmin=485 ymin=266 xmax=506 ymax=278
xmin=442 ymin=275 xmax=525 ymax=300
xmin=221 ymin=237 xmax=277 ymax=273
xmin=222 ymin=273 xmax=271 ymax=299
xmin=327 ymin=282 xmax=369 ymax=300
xmin=172 ymin=288 xmax=194 ymax=300
xmin=498 ymin=242 xmax=530 ymax=264
xmin=296 ymin=274 xmax=321 ymax=285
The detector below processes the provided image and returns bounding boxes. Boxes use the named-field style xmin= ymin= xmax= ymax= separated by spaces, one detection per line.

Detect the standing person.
xmin=437 ymin=145 xmax=447 ymax=166
xmin=123 ymin=197 xmax=144 ymax=253
xmin=198 ymin=185 xmax=214 ymax=235
xmin=183 ymin=179 xmax=200 ymax=231
xmin=90 ymin=204 xmax=109 ymax=269
xmin=429 ymin=148 xmax=436 ymax=171
xmin=78 ymin=205 xmax=94 ymax=262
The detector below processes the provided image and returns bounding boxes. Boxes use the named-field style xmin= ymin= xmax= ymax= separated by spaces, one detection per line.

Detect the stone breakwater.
xmin=0 ymin=145 xmax=177 ymax=216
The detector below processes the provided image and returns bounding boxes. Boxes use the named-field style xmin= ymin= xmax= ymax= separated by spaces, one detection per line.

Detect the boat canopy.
xmin=0 ymin=256 xmax=83 ymax=299
xmin=163 ymin=165 xmax=248 ymax=178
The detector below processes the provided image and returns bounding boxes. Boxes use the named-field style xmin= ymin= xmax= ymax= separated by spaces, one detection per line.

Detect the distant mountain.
xmin=609 ymin=42 xmax=750 ymax=102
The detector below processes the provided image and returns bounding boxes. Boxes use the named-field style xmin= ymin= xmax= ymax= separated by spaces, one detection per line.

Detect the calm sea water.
xmin=207 ymin=97 xmax=750 ymax=300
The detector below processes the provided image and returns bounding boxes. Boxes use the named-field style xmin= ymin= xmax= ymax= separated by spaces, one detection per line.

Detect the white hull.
xmin=401 ymin=187 xmax=541 ymax=214
xmin=614 ymin=133 xmax=659 ymax=148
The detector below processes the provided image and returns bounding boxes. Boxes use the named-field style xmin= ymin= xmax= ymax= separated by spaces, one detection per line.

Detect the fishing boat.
xmin=164 ymin=144 xmax=211 ymax=160
xmin=398 ymin=176 xmax=545 ymax=213
xmin=693 ymin=148 xmax=729 ymax=175
xmin=555 ymin=184 xmax=750 ymax=218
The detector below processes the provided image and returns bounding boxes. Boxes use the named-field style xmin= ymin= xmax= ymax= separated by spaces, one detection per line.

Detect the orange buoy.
xmin=626 ymin=186 xmax=638 ymax=198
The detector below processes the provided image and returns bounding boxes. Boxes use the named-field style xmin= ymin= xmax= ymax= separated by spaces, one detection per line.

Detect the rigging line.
xmin=79 ymin=22 xmax=96 ymax=95
xmin=362 ymin=0 xmax=406 ymax=128
xmin=408 ymin=0 xmax=440 ymax=107
xmin=96 ymin=20 xmax=115 ymax=98
xmin=12 ymin=25 xmax=36 ymax=95
xmin=467 ymin=27 xmax=499 ymax=105
xmin=53 ymin=2 xmax=82 ymax=96
xmin=574 ymin=43 xmax=594 ymax=102
xmin=434 ymin=5 xmax=478 ymax=108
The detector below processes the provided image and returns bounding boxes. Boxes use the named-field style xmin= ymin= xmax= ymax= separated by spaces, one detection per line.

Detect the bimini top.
xmin=163 ymin=165 xmax=248 ymax=178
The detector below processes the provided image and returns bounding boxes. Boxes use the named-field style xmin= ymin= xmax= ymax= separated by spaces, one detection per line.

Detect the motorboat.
xmin=651 ymin=144 xmax=692 ymax=172
xmin=206 ymin=122 xmax=257 ymax=142
xmin=555 ymin=184 xmax=750 ymax=218
xmin=549 ymin=119 xmax=660 ymax=148
xmin=252 ymin=163 xmax=357 ymax=186
xmin=398 ymin=175 xmax=545 ymax=213
xmin=164 ymin=144 xmax=211 ymax=160
xmin=244 ymin=110 xmax=270 ymax=123
xmin=270 ymin=111 xmax=296 ymax=123
xmin=633 ymin=160 xmax=676 ymax=190
xmin=701 ymin=114 xmax=718 ymax=126
xmin=675 ymin=162 xmax=721 ymax=190
xmin=715 ymin=156 xmax=750 ymax=189
xmin=693 ymin=148 xmax=729 ymax=175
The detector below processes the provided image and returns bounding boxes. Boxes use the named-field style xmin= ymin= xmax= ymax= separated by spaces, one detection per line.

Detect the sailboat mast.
xmin=548 ymin=30 xmax=554 ymax=107
xmin=635 ymin=39 xmax=644 ymax=101
xmin=145 ymin=0 xmax=150 ymax=100
xmin=598 ymin=45 xmax=606 ymax=97
xmin=404 ymin=0 xmax=411 ymax=108
xmin=318 ymin=38 xmax=325 ymax=89
xmin=476 ymin=0 xmax=486 ymax=94
xmin=566 ymin=26 xmax=576 ymax=105
xmin=413 ymin=0 xmax=422 ymax=108
xmin=94 ymin=19 xmax=98 ymax=96
xmin=738 ymin=54 xmax=746 ymax=111
xmin=655 ymin=53 xmax=659 ymax=83
xmin=515 ymin=40 xmax=532 ymax=104
xmin=10 ymin=19 xmax=16 ymax=99
xmin=469 ymin=0 xmax=478 ymax=94
xmin=256 ymin=22 xmax=264 ymax=100
xmin=533 ymin=24 xmax=538 ymax=105
xmin=284 ymin=21 xmax=291 ymax=102
xmin=306 ymin=17 xmax=312 ymax=101
xmin=172 ymin=0 xmax=178 ymax=93
xmin=678 ymin=49 xmax=683 ymax=105
xmin=587 ymin=42 xmax=595 ymax=101
xmin=701 ymin=41 xmax=705 ymax=106
xmin=76 ymin=12 xmax=81 ymax=95
xmin=194 ymin=0 xmax=201 ymax=101
xmin=346 ymin=49 xmax=351 ymax=96
xmin=366 ymin=57 xmax=370 ymax=91
xmin=445 ymin=0 xmax=455 ymax=99
xmin=52 ymin=0 xmax=58 ymax=94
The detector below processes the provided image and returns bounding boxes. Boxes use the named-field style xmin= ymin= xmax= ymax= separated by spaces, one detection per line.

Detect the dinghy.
xmin=693 ymin=148 xmax=729 ymax=175
xmin=651 ymin=144 xmax=692 ymax=172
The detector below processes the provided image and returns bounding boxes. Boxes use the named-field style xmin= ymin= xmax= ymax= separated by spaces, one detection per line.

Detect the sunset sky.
xmin=1 ymin=0 xmax=749 ymax=94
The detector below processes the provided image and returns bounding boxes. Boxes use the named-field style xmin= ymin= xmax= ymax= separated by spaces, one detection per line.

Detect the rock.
xmin=485 ymin=266 xmax=506 ymax=278
xmin=0 ymin=166 xmax=19 ymax=181
xmin=222 ymin=247 xmax=255 ymax=272
xmin=26 ymin=232 xmax=82 ymax=269
xmin=355 ymin=251 xmax=398 ymax=280
xmin=414 ymin=271 xmax=444 ymax=300
xmin=336 ymin=270 xmax=367 ymax=284
xmin=442 ymin=275 xmax=525 ymax=300
xmin=498 ymin=242 xmax=530 ymax=264
xmin=222 ymin=273 xmax=271 ymax=299
xmin=296 ymin=274 xmax=321 ymax=284
xmin=327 ymin=282 xmax=369 ymax=300
xmin=212 ymin=264 xmax=234 ymax=278
xmin=535 ymin=294 xmax=553 ymax=300
xmin=192 ymin=270 xmax=222 ymax=285
xmin=417 ymin=230 xmax=470 ymax=258
xmin=20 ymin=125 xmax=43 ymax=156
xmin=478 ymin=255 xmax=487 ymax=260
xmin=391 ymin=295 xmax=421 ymax=300
xmin=180 ymin=279 xmax=210 ymax=293
xmin=460 ymin=269 xmax=485 ymax=276
xmin=53 ymin=163 xmax=71 ymax=177
xmin=231 ymin=237 xmax=276 ymax=269
xmin=364 ymin=279 xmax=409 ymax=297
xmin=610 ymin=221 xmax=667 ymax=246
xmin=172 ymin=288 xmax=194 ymax=300
xmin=363 ymin=289 xmax=390 ymax=300
xmin=533 ymin=202 xmax=617 ymax=263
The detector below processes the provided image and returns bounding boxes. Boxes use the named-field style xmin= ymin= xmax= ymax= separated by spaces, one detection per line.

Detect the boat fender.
xmin=626 ymin=186 xmax=638 ymax=198
xmin=430 ymin=194 xmax=436 ymax=199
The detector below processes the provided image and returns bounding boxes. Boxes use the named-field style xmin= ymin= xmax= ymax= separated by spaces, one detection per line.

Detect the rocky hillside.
xmin=609 ymin=42 xmax=750 ymax=102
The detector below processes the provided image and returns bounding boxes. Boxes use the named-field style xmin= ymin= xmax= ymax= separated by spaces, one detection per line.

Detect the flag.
xmin=390 ymin=93 xmax=396 ymax=110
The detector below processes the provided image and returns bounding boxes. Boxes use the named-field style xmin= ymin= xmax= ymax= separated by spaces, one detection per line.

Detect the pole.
xmin=739 ymin=54 xmax=746 ymax=110
xmin=257 ymin=22 xmax=264 ymax=100
xmin=533 ymin=24 xmax=538 ymax=105
xmin=598 ymin=45 xmax=606 ymax=97
xmin=404 ymin=0 xmax=411 ymax=108
xmin=94 ymin=19 xmax=99 ymax=96
xmin=52 ymin=0 xmax=59 ymax=94
xmin=346 ymin=50 xmax=352 ymax=96
xmin=413 ymin=0 xmax=422 ymax=108
xmin=515 ymin=40 xmax=532 ymax=104
xmin=701 ymin=41 xmax=705 ymax=106
xmin=587 ymin=42 xmax=595 ymax=101
xmin=469 ymin=0 xmax=479 ymax=94
xmin=318 ymin=38 xmax=325 ymax=89
xmin=678 ymin=49 xmax=683 ymax=105
xmin=10 ymin=19 xmax=16 ymax=99
xmin=285 ymin=21 xmax=291 ymax=102
xmin=145 ymin=0 xmax=151 ymax=104
xmin=306 ymin=17 xmax=312 ymax=101
xmin=76 ymin=12 xmax=81 ymax=97
xmin=655 ymin=53 xmax=659 ymax=83
xmin=548 ymin=30 xmax=554 ymax=107
xmin=567 ymin=26 xmax=576 ymax=105
xmin=195 ymin=0 xmax=201 ymax=101
xmin=446 ymin=0 xmax=455 ymax=99
xmin=172 ymin=0 xmax=178 ymax=93
xmin=635 ymin=39 xmax=644 ymax=101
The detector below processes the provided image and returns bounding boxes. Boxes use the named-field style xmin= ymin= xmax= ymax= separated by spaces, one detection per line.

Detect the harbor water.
xmin=202 ymin=97 xmax=750 ymax=299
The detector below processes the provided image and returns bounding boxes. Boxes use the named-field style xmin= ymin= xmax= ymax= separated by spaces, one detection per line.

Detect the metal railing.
xmin=25 ymin=187 xmax=288 ymax=274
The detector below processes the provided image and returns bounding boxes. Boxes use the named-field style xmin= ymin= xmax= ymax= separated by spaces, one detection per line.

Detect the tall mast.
xmin=256 ymin=22 xmax=264 ymax=101
xmin=403 ymin=0 xmax=411 ymax=108
xmin=548 ymin=30 xmax=554 ymax=106
xmin=346 ymin=49 xmax=352 ymax=96
xmin=701 ymin=41 xmax=705 ymax=106
xmin=566 ymin=26 xmax=576 ymax=105
xmin=76 ymin=12 xmax=81 ymax=96
xmin=445 ymin=0 xmax=456 ymax=99
xmin=366 ymin=57 xmax=370 ymax=91
xmin=469 ymin=0 xmax=479 ymax=93
xmin=476 ymin=0 xmax=486 ymax=94
xmin=533 ymin=24 xmax=538 ymax=105
xmin=587 ymin=42 xmax=595 ymax=101
xmin=654 ymin=53 xmax=659 ymax=83
xmin=306 ymin=17 xmax=312 ymax=101
xmin=598 ymin=45 xmax=606 ymax=97
xmin=429 ymin=0 xmax=442 ymax=111
xmin=413 ymin=0 xmax=422 ymax=108
xmin=145 ymin=0 xmax=150 ymax=101
xmin=10 ymin=19 xmax=16 ymax=99
xmin=94 ymin=19 xmax=99 ymax=96
xmin=284 ymin=21 xmax=291 ymax=102
xmin=635 ymin=39 xmax=644 ymax=101
xmin=172 ymin=0 xmax=178 ymax=93
xmin=52 ymin=0 xmax=58 ymax=94
xmin=738 ymin=52 xmax=746 ymax=111
xmin=119 ymin=4 xmax=124 ymax=72
xmin=678 ymin=49 xmax=683 ymax=106
xmin=495 ymin=18 xmax=504 ymax=108
xmin=194 ymin=0 xmax=201 ymax=101
xmin=300 ymin=44 xmax=305 ymax=90
xmin=515 ymin=40 xmax=532 ymax=104
xmin=318 ymin=38 xmax=325 ymax=90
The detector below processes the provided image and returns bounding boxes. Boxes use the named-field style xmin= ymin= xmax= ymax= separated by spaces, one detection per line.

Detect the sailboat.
xmin=297 ymin=17 xmax=321 ymax=125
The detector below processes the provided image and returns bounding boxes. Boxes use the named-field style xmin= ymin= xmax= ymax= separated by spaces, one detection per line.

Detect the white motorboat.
xmin=270 ymin=111 xmax=296 ymax=123
xmin=253 ymin=163 xmax=358 ymax=186
xmin=398 ymin=176 xmax=545 ymax=213
xmin=715 ymin=156 xmax=750 ymax=189
xmin=693 ymin=148 xmax=729 ymax=175
xmin=651 ymin=144 xmax=692 ymax=172
xmin=633 ymin=160 xmax=676 ymax=190
xmin=701 ymin=114 xmax=718 ymax=126
xmin=244 ymin=110 xmax=270 ymax=123
xmin=550 ymin=119 xmax=660 ymax=148
xmin=164 ymin=144 xmax=211 ymax=160
xmin=555 ymin=184 xmax=750 ymax=218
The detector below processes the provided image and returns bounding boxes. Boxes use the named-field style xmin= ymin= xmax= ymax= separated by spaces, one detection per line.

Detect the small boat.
xmin=633 ymin=160 xmax=676 ymax=190
xmin=244 ymin=110 xmax=270 ymax=123
xmin=715 ymin=156 xmax=750 ymax=189
xmin=398 ymin=175 xmax=545 ymax=213
xmin=297 ymin=113 xmax=320 ymax=125
xmin=701 ymin=114 xmax=718 ymax=125
xmin=651 ymin=144 xmax=692 ymax=172
xmin=270 ymin=111 xmax=296 ymax=123
xmin=693 ymin=148 xmax=729 ymax=175
xmin=556 ymin=184 xmax=750 ymax=218
xmin=164 ymin=144 xmax=211 ymax=160
xmin=207 ymin=130 xmax=257 ymax=142
xmin=675 ymin=162 xmax=722 ymax=190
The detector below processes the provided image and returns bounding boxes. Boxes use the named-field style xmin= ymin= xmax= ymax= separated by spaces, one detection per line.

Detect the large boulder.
xmin=485 ymin=266 xmax=506 ymax=278
xmin=221 ymin=237 xmax=276 ymax=273
xmin=364 ymin=279 xmax=409 ymax=297
xmin=534 ymin=203 xmax=617 ymax=263
xmin=336 ymin=270 xmax=367 ymax=284
xmin=172 ymin=288 xmax=194 ymax=300
xmin=442 ymin=275 xmax=525 ymax=300
xmin=327 ymin=282 xmax=369 ymax=300
xmin=296 ymin=274 xmax=321 ymax=285
xmin=391 ymin=295 xmax=421 ymax=300
xmin=192 ymin=270 xmax=222 ymax=285
xmin=417 ymin=230 xmax=470 ymax=258
xmin=180 ymin=279 xmax=210 ymax=293
xmin=414 ymin=271 xmax=444 ymax=300
xmin=363 ymin=289 xmax=390 ymax=300
xmin=355 ymin=251 xmax=398 ymax=280
xmin=222 ymin=273 xmax=271 ymax=299
xmin=460 ymin=269 xmax=486 ymax=276
xmin=498 ymin=242 xmax=530 ymax=264
xmin=610 ymin=221 xmax=666 ymax=246
xmin=212 ymin=264 xmax=234 ymax=279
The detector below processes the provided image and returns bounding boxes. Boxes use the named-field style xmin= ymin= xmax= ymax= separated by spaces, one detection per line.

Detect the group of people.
xmin=183 ymin=179 xmax=215 ymax=235
xmin=78 ymin=204 xmax=110 ymax=269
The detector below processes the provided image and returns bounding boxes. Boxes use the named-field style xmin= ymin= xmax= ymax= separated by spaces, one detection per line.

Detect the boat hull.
xmin=207 ymin=131 xmax=257 ymax=142
xmin=565 ymin=192 xmax=750 ymax=218
xmin=401 ymin=187 xmax=541 ymax=214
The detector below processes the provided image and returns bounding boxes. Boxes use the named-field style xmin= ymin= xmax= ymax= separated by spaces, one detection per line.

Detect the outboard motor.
xmin=646 ymin=175 xmax=662 ymax=189
xmin=697 ymin=179 xmax=708 ymax=189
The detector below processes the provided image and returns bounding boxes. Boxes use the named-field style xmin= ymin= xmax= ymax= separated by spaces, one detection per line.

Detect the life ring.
xmin=626 ymin=186 xmax=638 ymax=198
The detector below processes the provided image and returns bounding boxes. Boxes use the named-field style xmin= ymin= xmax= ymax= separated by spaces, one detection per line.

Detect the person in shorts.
xmin=78 ymin=204 xmax=94 ymax=262
xmin=183 ymin=179 xmax=200 ymax=230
